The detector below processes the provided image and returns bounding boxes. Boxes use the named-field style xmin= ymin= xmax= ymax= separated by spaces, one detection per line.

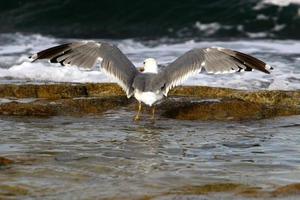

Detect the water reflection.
xmin=0 ymin=113 xmax=300 ymax=199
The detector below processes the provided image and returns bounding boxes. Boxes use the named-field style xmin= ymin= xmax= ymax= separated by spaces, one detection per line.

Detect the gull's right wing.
xmin=30 ymin=41 xmax=138 ymax=97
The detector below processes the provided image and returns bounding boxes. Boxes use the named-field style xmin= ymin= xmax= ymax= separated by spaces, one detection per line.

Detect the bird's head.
xmin=139 ymin=58 xmax=158 ymax=73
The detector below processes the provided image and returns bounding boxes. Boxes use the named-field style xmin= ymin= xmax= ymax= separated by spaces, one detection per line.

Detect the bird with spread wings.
xmin=30 ymin=41 xmax=272 ymax=121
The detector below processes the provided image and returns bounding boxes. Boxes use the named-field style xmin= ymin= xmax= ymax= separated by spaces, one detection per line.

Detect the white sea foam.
xmin=255 ymin=0 xmax=300 ymax=10
xmin=194 ymin=22 xmax=222 ymax=35
xmin=0 ymin=61 xmax=110 ymax=83
xmin=246 ymin=32 xmax=271 ymax=39
xmin=263 ymin=0 xmax=300 ymax=6
xmin=0 ymin=33 xmax=300 ymax=91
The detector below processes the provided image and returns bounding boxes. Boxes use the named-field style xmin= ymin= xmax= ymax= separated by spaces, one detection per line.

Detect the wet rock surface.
xmin=160 ymin=97 xmax=300 ymax=120
xmin=0 ymin=83 xmax=299 ymax=120
xmin=0 ymin=157 xmax=14 ymax=166
xmin=145 ymin=183 xmax=300 ymax=200
xmin=0 ymin=97 xmax=130 ymax=116
xmin=0 ymin=83 xmax=124 ymax=99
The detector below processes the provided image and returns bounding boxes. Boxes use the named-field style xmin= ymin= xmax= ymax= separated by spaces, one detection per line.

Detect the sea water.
xmin=0 ymin=32 xmax=300 ymax=199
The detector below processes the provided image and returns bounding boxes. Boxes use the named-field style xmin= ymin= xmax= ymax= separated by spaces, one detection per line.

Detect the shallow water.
xmin=1 ymin=109 xmax=300 ymax=199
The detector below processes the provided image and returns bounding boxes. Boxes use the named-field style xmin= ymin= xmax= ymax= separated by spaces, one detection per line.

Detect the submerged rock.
xmin=0 ymin=185 xmax=29 ymax=196
xmin=272 ymin=183 xmax=300 ymax=197
xmin=0 ymin=157 xmax=14 ymax=166
xmin=0 ymin=83 xmax=299 ymax=120
xmin=147 ymin=182 xmax=300 ymax=199
xmin=171 ymin=183 xmax=244 ymax=195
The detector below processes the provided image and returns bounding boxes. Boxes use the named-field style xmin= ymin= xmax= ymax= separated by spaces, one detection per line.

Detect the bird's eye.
xmin=143 ymin=61 xmax=145 ymax=64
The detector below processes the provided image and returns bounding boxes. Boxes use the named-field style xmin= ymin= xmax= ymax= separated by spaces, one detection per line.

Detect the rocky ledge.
xmin=0 ymin=83 xmax=299 ymax=120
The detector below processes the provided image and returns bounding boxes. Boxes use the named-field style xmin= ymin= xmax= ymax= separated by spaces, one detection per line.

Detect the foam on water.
xmin=263 ymin=0 xmax=300 ymax=6
xmin=0 ymin=33 xmax=299 ymax=90
xmin=0 ymin=62 xmax=109 ymax=83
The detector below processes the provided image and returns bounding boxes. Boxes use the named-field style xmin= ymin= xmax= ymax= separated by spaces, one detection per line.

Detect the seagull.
xmin=29 ymin=41 xmax=272 ymax=121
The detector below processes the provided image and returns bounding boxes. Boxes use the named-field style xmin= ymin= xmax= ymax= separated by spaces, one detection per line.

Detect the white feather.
xmin=143 ymin=58 xmax=158 ymax=73
xmin=100 ymin=63 xmax=131 ymax=98
xmin=134 ymin=90 xmax=163 ymax=106
xmin=164 ymin=68 xmax=201 ymax=96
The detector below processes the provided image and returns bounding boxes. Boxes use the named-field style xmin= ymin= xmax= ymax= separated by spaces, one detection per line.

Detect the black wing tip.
xmin=265 ymin=64 xmax=274 ymax=74
xmin=236 ymin=64 xmax=273 ymax=74
xmin=28 ymin=43 xmax=72 ymax=61
xmin=267 ymin=65 xmax=274 ymax=70
xmin=232 ymin=51 xmax=273 ymax=74
xmin=217 ymin=48 xmax=273 ymax=74
xmin=28 ymin=53 xmax=38 ymax=62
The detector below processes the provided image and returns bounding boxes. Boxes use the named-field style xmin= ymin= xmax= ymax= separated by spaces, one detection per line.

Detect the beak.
xmin=138 ymin=67 xmax=145 ymax=72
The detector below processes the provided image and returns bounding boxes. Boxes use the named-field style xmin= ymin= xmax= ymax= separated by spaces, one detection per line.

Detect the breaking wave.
xmin=0 ymin=33 xmax=300 ymax=91
xmin=1 ymin=0 xmax=300 ymax=39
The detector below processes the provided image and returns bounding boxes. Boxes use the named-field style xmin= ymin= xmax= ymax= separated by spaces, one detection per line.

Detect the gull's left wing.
xmin=153 ymin=47 xmax=272 ymax=96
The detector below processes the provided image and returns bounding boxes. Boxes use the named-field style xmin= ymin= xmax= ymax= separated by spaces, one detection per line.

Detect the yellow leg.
xmin=151 ymin=106 xmax=156 ymax=121
xmin=134 ymin=102 xmax=142 ymax=121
